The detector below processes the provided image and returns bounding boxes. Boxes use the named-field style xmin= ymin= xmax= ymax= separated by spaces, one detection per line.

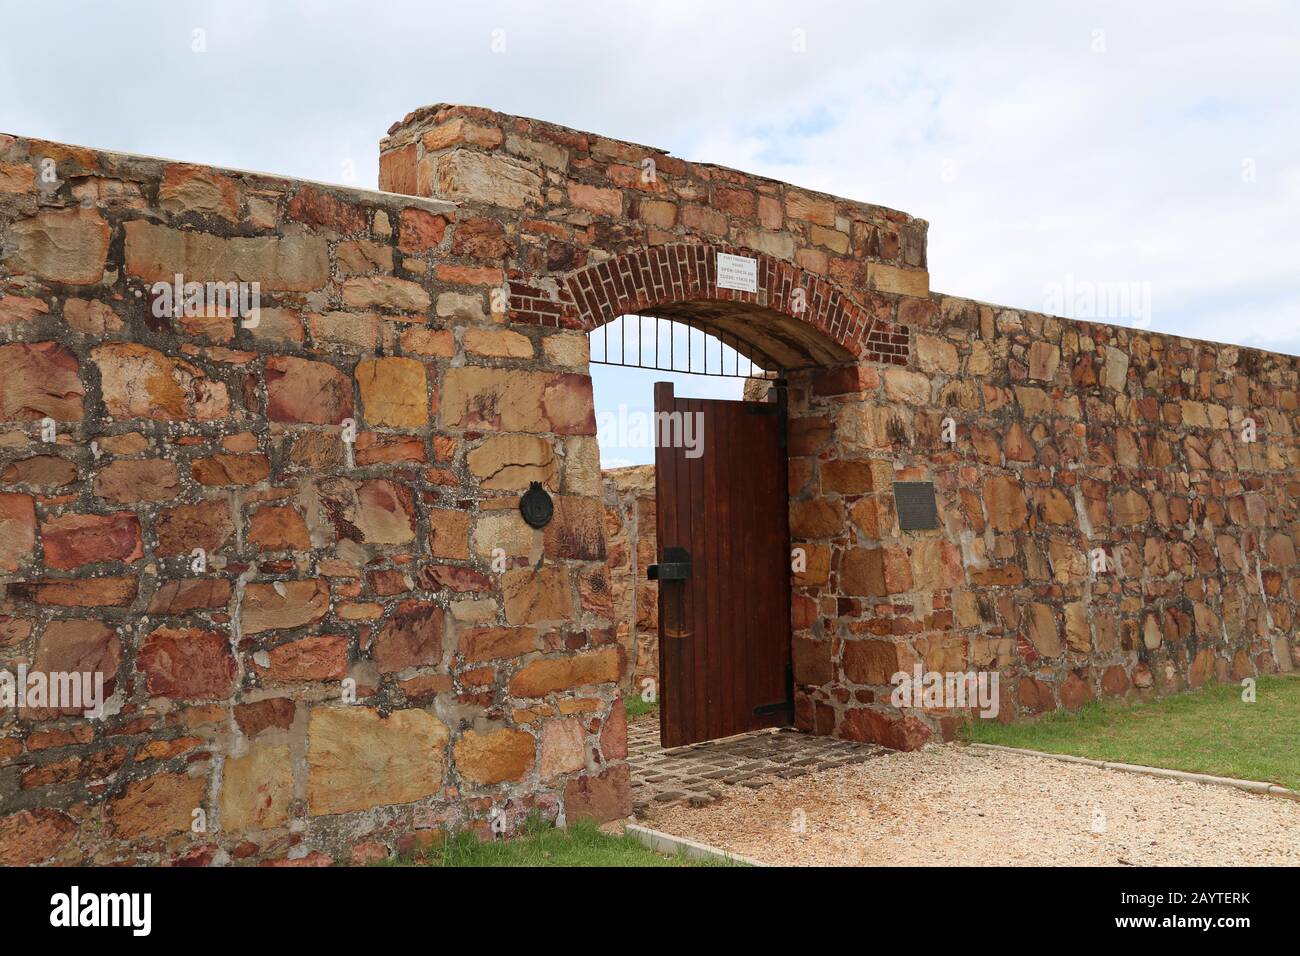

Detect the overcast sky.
xmin=3 ymin=1 xmax=1297 ymax=464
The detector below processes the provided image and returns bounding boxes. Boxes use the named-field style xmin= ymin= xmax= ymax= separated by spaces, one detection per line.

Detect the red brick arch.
xmin=507 ymin=243 xmax=910 ymax=369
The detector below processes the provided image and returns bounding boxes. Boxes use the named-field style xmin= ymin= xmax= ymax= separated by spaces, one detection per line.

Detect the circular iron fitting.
xmin=519 ymin=481 xmax=554 ymax=529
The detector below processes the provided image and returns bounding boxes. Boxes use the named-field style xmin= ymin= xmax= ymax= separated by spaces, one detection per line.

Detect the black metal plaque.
xmin=519 ymin=481 xmax=554 ymax=528
xmin=894 ymin=481 xmax=939 ymax=531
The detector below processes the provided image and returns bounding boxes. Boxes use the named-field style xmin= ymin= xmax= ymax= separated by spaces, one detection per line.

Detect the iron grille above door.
xmin=589 ymin=314 xmax=777 ymax=379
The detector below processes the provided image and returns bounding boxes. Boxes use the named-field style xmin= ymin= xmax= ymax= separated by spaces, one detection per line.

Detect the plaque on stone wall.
xmin=716 ymin=252 xmax=757 ymax=292
xmin=894 ymin=481 xmax=939 ymax=531
xmin=519 ymin=481 xmax=554 ymax=528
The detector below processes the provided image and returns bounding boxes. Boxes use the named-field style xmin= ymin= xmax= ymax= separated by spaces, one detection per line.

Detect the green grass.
xmin=963 ymin=674 xmax=1300 ymax=790
xmin=623 ymin=694 xmax=660 ymax=721
xmin=386 ymin=817 xmax=738 ymax=867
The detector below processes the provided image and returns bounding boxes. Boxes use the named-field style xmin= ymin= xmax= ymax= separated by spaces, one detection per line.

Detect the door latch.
xmin=647 ymin=546 xmax=692 ymax=581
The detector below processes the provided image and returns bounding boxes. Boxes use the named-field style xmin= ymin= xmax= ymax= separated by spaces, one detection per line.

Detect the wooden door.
xmin=652 ymin=381 xmax=793 ymax=748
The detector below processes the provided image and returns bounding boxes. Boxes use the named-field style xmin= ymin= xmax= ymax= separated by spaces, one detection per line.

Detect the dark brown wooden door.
xmin=652 ymin=381 xmax=793 ymax=748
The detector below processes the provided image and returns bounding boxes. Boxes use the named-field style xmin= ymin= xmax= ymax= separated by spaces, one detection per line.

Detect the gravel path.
xmin=643 ymin=744 xmax=1300 ymax=866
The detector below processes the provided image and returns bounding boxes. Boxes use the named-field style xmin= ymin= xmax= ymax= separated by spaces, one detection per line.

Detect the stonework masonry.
xmin=602 ymin=465 xmax=657 ymax=696
xmin=0 ymin=103 xmax=1297 ymax=864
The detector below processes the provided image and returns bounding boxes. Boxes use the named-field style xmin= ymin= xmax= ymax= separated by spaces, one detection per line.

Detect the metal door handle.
xmin=648 ymin=546 xmax=692 ymax=581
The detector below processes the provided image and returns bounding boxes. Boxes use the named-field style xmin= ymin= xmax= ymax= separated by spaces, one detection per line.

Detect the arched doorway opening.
xmin=586 ymin=297 xmax=857 ymax=748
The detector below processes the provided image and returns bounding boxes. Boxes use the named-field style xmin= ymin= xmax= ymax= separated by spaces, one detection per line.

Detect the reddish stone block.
xmin=0 ymin=492 xmax=37 ymax=572
xmin=140 ymin=627 xmax=237 ymax=700
xmin=0 ymin=809 xmax=77 ymax=865
xmin=234 ymin=698 xmax=296 ymax=737
xmin=838 ymin=707 xmax=932 ymax=751
xmin=286 ymin=184 xmax=365 ymax=234
xmin=563 ymin=764 xmax=631 ymax=822
xmin=398 ymin=208 xmax=448 ymax=253
xmin=265 ymin=355 xmax=354 ymax=425
xmin=372 ymin=600 xmax=444 ymax=673
xmin=0 ymin=341 xmax=85 ymax=421
xmin=40 ymin=512 xmax=142 ymax=570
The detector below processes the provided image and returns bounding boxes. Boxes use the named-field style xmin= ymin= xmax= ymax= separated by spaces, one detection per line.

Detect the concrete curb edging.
xmin=624 ymin=822 xmax=769 ymax=866
xmin=969 ymin=743 xmax=1300 ymax=801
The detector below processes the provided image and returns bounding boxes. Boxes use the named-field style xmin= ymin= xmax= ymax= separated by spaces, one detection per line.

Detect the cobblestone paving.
xmin=628 ymin=720 xmax=888 ymax=817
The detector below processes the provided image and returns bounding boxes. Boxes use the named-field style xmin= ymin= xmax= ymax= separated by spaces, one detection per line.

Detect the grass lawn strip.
xmin=385 ymin=816 xmax=743 ymax=867
xmin=963 ymin=674 xmax=1300 ymax=790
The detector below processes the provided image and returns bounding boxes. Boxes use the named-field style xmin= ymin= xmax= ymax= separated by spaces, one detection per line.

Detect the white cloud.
xmin=1 ymin=0 xmax=1296 ymax=353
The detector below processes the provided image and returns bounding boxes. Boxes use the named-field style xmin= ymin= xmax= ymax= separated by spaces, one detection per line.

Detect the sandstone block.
xmin=563 ymin=764 xmax=631 ymax=823
xmin=1026 ymin=603 xmax=1062 ymax=657
xmin=123 ymin=220 xmax=328 ymax=291
xmin=220 ymin=743 xmax=293 ymax=832
xmin=0 ymin=342 xmax=85 ymax=421
xmin=5 ymin=208 xmax=110 ymax=284
xmin=342 ymin=276 xmax=430 ymax=312
xmin=140 ymin=626 xmax=237 ymax=700
xmin=397 ymin=208 xmax=448 ymax=252
xmin=866 ymin=263 xmax=929 ymax=297
xmin=28 ymin=618 xmax=122 ymax=715
xmin=373 ymin=600 xmax=444 ymax=673
xmin=459 ymin=626 xmax=540 ymax=663
xmin=93 ymin=459 xmax=179 ymax=503
xmin=453 ymin=727 xmax=535 ymax=785
xmin=883 ymin=368 xmax=931 ymax=405
xmin=252 ymin=633 xmax=349 ymax=682
xmin=265 ymin=354 xmax=354 ymax=425
xmin=41 ymin=512 xmax=142 ymax=570
xmin=160 ymin=166 xmax=240 ymax=221
xmin=309 ymin=477 xmax=417 ymax=546
xmin=248 ymin=505 xmax=311 ymax=551
xmin=241 ymin=579 xmax=330 ymax=635
xmin=0 ymin=809 xmax=78 ymax=865
xmin=93 ymin=343 xmax=229 ymax=422
xmin=106 ymin=771 xmax=206 ymax=840
xmin=502 ymin=565 xmax=573 ymax=625
xmin=0 ymin=492 xmax=36 ymax=571
xmin=2 ymin=455 xmax=78 ymax=488
xmin=467 ymin=434 xmax=556 ymax=490
xmin=539 ymin=718 xmax=586 ymax=779
xmin=508 ymin=647 xmax=621 ymax=697
xmin=983 ymin=475 xmax=1028 ymax=532
xmin=434 ymin=150 xmax=542 ymax=209
xmin=441 ymin=367 xmax=596 ymax=434
xmin=306 ymin=707 xmax=448 ymax=815
xmin=155 ymin=499 xmax=234 ymax=556
xmin=357 ymin=357 xmax=428 ymax=427
xmin=542 ymin=496 xmax=606 ymax=561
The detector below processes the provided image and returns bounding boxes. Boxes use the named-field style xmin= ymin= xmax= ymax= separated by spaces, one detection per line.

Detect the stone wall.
xmin=0 ymin=133 xmax=627 ymax=866
xmin=601 ymin=465 xmax=657 ymax=696
xmin=2 ymin=101 xmax=1298 ymax=864
xmin=781 ymin=311 xmax=1300 ymax=749
xmin=609 ymin=310 xmax=1300 ymax=753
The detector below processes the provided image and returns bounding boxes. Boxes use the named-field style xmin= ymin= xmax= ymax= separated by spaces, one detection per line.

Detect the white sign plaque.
xmin=716 ymin=253 xmax=758 ymax=293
